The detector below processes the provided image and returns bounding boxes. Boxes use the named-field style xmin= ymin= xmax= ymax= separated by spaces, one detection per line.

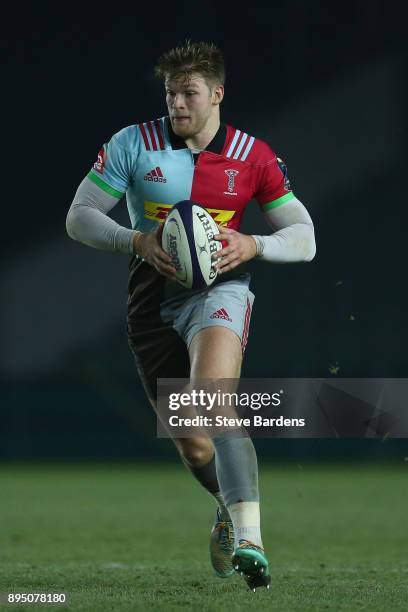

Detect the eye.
xmin=185 ymin=91 xmax=197 ymax=96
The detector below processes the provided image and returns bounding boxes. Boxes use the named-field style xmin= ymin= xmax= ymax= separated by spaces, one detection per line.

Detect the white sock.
xmin=228 ymin=501 xmax=263 ymax=549
xmin=213 ymin=491 xmax=230 ymax=521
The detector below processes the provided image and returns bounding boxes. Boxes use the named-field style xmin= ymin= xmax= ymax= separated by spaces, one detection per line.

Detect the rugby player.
xmin=66 ymin=41 xmax=316 ymax=592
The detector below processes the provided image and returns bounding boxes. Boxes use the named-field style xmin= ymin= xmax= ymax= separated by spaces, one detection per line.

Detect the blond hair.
xmin=155 ymin=40 xmax=225 ymax=87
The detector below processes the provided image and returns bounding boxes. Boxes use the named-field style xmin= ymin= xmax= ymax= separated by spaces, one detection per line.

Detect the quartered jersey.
xmin=87 ymin=117 xmax=295 ymax=334
xmin=87 ymin=117 xmax=295 ymax=234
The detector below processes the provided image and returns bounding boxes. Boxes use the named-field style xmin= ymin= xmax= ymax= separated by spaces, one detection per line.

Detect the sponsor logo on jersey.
xmin=144 ymin=166 xmax=167 ymax=183
xmin=210 ymin=308 xmax=232 ymax=322
xmin=224 ymin=169 xmax=239 ymax=196
xmin=93 ymin=148 xmax=106 ymax=174
xmin=144 ymin=201 xmax=236 ymax=225
xmin=277 ymin=158 xmax=291 ymax=191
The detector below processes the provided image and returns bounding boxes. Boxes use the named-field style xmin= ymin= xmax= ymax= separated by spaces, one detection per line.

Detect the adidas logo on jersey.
xmin=210 ymin=308 xmax=232 ymax=322
xmin=144 ymin=166 xmax=167 ymax=183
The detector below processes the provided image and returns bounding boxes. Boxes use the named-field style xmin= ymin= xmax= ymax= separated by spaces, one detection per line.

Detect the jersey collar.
xmin=165 ymin=116 xmax=227 ymax=154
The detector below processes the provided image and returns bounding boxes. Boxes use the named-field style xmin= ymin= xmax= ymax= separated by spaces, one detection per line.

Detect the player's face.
xmin=165 ymin=74 xmax=223 ymax=139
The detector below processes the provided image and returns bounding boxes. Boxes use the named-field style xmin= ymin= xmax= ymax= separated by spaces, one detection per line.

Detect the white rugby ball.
xmin=162 ymin=200 xmax=222 ymax=289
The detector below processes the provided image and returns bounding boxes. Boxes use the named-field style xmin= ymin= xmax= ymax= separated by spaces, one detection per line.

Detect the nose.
xmin=173 ymin=93 xmax=185 ymax=108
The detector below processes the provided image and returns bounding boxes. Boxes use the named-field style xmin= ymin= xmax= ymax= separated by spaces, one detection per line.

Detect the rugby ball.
xmin=162 ymin=200 xmax=222 ymax=289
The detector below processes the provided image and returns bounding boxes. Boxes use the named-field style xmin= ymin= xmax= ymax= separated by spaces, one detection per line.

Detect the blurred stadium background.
xmin=1 ymin=2 xmax=406 ymax=463
xmin=1 ymin=4 xmax=407 ymax=609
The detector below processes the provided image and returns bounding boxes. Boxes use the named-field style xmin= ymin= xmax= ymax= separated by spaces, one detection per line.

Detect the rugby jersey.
xmin=88 ymin=117 xmax=295 ymax=233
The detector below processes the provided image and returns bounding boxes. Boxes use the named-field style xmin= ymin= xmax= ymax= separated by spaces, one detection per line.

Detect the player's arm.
xmin=66 ymin=132 xmax=137 ymax=253
xmin=250 ymin=153 xmax=316 ymax=263
xmin=66 ymin=176 xmax=135 ymax=253
xmin=213 ymin=197 xmax=315 ymax=273
xmin=214 ymin=151 xmax=316 ymax=273
xmin=214 ymin=196 xmax=315 ymax=273
xmin=252 ymin=196 xmax=316 ymax=263
xmin=66 ymin=179 xmax=176 ymax=276
xmin=66 ymin=131 xmax=176 ymax=277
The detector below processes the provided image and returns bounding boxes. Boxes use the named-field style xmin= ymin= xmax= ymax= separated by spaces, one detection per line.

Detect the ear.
xmin=212 ymin=84 xmax=224 ymax=105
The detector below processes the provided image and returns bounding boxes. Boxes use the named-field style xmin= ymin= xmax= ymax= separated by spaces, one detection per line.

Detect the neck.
xmin=184 ymin=113 xmax=221 ymax=150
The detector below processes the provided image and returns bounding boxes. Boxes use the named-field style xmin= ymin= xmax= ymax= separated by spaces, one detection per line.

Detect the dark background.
xmin=1 ymin=2 xmax=407 ymax=461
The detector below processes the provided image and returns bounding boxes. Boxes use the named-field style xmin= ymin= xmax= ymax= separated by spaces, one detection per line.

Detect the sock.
xmin=212 ymin=434 xmax=262 ymax=549
xmin=184 ymin=453 xmax=219 ymax=494
xmin=228 ymin=501 xmax=263 ymax=549
xmin=212 ymin=435 xmax=259 ymax=505
xmin=182 ymin=453 xmax=229 ymax=519
xmin=213 ymin=491 xmax=230 ymax=521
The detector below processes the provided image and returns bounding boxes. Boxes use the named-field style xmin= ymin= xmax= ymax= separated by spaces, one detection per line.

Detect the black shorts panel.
xmin=127 ymin=256 xmax=189 ymax=402
xmin=128 ymin=326 xmax=189 ymax=402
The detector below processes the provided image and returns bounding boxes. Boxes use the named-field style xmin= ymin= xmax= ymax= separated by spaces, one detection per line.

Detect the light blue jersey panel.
xmin=88 ymin=126 xmax=139 ymax=195
xmin=87 ymin=119 xmax=195 ymax=233
xmin=129 ymin=148 xmax=194 ymax=232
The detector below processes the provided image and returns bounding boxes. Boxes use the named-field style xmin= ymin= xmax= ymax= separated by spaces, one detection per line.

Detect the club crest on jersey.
xmin=224 ymin=169 xmax=239 ymax=196
xmin=93 ymin=148 xmax=106 ymax=174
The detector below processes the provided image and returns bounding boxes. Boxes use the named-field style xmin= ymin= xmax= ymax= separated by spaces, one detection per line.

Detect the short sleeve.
xmin=255 ymin=154 xmax=295 ymax=211
xmin=87 ymin=132 xmax=134 ymax=198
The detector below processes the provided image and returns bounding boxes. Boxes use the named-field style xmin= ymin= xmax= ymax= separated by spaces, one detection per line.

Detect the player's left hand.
xmin=213 ymin=228 xmax=257 ymax=274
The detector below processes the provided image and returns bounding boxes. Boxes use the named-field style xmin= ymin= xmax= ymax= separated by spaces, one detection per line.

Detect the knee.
xmin=178 ymin=437 xmax=214 ymax=467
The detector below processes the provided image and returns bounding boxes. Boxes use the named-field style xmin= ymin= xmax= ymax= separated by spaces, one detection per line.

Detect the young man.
xmin=66 ymin=41 xmax=316 ymax=592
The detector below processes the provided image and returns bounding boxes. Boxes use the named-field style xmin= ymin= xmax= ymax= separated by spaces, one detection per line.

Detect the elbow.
xmin=304 ymin=240 xmax=316 ymax=262
xmin=66 ymin=209 xmax=78 ymax=241
xmin=304 ymin=226 xmax=316 ymax=262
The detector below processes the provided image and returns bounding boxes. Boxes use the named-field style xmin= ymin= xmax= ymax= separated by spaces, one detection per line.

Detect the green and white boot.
xmin=232 ymin=539 xmax=271 ymax=592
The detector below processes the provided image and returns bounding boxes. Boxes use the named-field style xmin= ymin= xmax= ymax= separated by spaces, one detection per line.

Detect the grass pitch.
xmin=0 ymin=462 xmax=407 ymax=611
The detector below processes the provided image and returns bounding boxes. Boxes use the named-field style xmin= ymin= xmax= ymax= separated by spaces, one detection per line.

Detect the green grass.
xmin=0 ymin=463 xmax=407 ymax=611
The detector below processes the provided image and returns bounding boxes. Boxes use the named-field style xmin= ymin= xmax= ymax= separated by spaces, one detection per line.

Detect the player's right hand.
xmin=133 ymin=226 xmax=177 ymax=279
